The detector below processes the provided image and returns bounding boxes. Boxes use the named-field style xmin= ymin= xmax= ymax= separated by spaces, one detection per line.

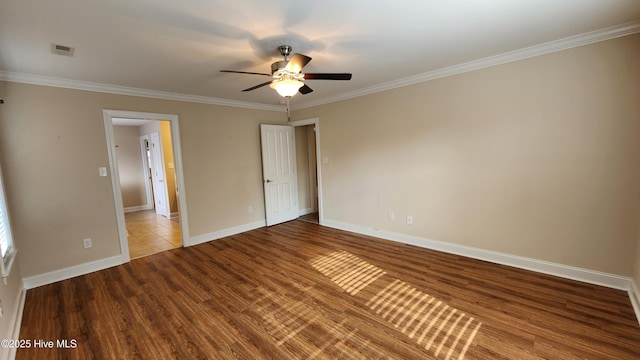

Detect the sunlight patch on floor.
xmin=310 ymin=250 xmax=386 ymax=295
xmin=311 ymin=250 xmax=482 ymax=360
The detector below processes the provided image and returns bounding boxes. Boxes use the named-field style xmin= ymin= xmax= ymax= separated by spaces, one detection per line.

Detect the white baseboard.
xmin=322 ymin=219 xmax=633 ymax=291
xmin=16 ymin=218 xmax=640 ymax=326
xmin=185 ymin=220 xmax=266 ymax=247
xmin=22 ymin=255 xmax=124 ymax=290
xmin=21 ymin=220 xmax=268 ymax=287
xmin=298 ymin=208 xmax=314 ymax=217
xmin=123 ymin=204 xmax=152 ymax=213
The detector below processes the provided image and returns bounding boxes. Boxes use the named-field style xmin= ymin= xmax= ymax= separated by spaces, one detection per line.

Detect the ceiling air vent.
xmin=51 ymin=43 xmax=75 ymax=57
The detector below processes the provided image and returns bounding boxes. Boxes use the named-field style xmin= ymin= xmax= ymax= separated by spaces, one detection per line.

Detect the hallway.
xmin=125 ymin=210 xmax=181 ymax=258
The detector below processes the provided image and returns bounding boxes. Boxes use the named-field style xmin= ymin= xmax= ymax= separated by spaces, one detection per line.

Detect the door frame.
xmin=103 ymin=109 xmax=190 ymax=262
xmin=288 ymin=117 xmax=324 ymax=225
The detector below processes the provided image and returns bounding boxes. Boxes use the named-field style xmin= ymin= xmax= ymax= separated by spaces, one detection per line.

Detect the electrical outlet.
xmin=388 ymin=211 xmax=395 ymax=221
xmin=406 ymin=215 xmax=413 ymax=225
xmin=248 ymin=206 xmax=254 ymax=214
xmin=83 ymin=238 xmax=92 ymax=249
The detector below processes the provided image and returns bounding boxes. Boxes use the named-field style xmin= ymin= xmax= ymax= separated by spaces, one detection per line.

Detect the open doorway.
xmin=103 ymin=110 xmax=189 ymax=262
xmin=295 ymin=124 xmax=318 ymax=224
xmin=112 ymin=119 xmax=181 ymax=258
xmin=289 ymin=117 xmax=323 ymax=225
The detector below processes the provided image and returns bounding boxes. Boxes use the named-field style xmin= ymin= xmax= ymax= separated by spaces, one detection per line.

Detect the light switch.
xmin=99 ymin=167 xmax=108 ymax=177
xmin=322 ymin=156 xmax=329 ymax=164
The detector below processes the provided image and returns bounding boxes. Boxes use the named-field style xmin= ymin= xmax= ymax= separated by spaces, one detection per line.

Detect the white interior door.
xmin=150 ymin=132 xmax=169 ymax=217
xmin=139 ymin=135 xmax=154 ymax=210
xmin=261 ymin=124 xmax=299 ymax=226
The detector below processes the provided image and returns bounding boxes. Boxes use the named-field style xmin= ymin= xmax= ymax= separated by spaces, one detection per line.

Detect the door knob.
xmin=265 ymin=179 xmax=273 ymax=183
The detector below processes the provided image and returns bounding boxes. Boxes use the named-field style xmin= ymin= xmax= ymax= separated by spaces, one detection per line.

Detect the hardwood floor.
xmin=298 ymin=212 xmax=319 ymax=224
xmin=125 ymin=210 xmax=181 ymax=259
xmin=18 ymin=220 xmax=640 ymax=359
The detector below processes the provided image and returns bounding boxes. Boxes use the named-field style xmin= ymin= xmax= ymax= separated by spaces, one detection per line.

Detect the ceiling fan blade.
xmin=220 ymin=70 xmax=271 ymax=76
xmin=299 ymin=84 xmax=313 ymax=94
xmin=304 ymin=73 xmax=352 ymax=80
xmin=242 ymin=80 xmax=273 ymax=92
xmin=285 ymin=53 xmax=312 ymax=73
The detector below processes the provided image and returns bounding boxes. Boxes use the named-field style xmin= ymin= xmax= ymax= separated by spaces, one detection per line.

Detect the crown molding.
xmin=293 ymin=21 xmax=640 ymax=110
xmin=2 ymin=21 xmax=639 ymax=113
xmin=0 ymin=71 xmax=285 ymax=112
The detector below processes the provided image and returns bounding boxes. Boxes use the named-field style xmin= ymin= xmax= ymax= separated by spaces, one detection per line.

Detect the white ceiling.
xmin=1 ymin=0 xmax=640 ymax=110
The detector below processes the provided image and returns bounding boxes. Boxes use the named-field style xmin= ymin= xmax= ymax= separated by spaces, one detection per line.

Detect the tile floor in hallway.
xmin=125 ymin=209 xmax=181 ymax=258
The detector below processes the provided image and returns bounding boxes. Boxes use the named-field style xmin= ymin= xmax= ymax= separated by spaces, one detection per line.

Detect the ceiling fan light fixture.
xmin=270 ymin=78 xmax=304 ymax=97
xmin=220 ymin=45 xmax=351 ymax=96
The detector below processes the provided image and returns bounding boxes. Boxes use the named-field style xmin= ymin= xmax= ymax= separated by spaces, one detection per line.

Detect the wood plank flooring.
xmin=17 ymin=220 xmax=640 ymax=359
xmin=298 ymin=212 xmax=319 ymax=224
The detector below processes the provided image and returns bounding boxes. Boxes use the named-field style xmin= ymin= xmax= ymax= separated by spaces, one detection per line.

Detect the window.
xmin=0 ymin=164 xmax=17 ymax=284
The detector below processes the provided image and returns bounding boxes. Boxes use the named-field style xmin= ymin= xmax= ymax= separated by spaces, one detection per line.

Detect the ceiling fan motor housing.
xmin=271 ymin=60 xmax=288 ymax=75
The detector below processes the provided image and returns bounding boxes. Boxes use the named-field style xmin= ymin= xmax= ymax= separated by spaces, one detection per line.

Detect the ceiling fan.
xmin=220 ymin=45 xmax=352 ymax=98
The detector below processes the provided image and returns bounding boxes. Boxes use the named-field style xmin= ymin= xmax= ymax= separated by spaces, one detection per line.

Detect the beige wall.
xmin=293 ymin=34 xmax=640 ymax=276
xmin=0 ymin=33 xmax=639 ymax=287
xmin=0 ymin=81 xmax=285 ymax=278
xmin=113 ymin=125 xmax=147 ymax=208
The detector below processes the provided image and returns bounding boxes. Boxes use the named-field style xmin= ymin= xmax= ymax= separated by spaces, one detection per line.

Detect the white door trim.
xmin=288 ymin=117 xmax=324 ymax=225
xmin=103 ymin=109 xmax=190 ymax=262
